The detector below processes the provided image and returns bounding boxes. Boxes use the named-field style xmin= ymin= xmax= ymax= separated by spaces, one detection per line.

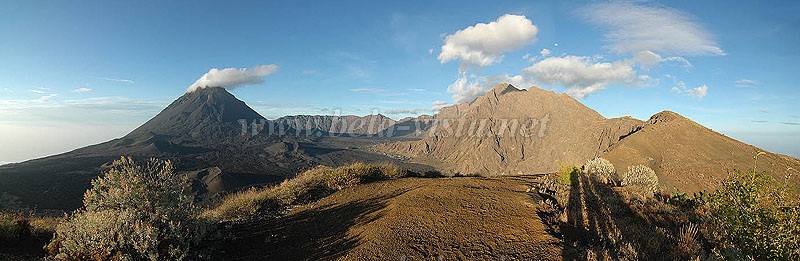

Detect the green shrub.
xmin=47 ymin=157 xmax=212 ymax=260
xmin=556 ymin=161 xmax=578 ymax=185
xmin=584 ymin=157 xmax=616 ymax=184
xmin=206 ymin=162 xmax=405 ymax=221
xmin=707 ymin=168 xmax=800 ymax=260
xmin=621 ymin=165 xmax=659 ymax=197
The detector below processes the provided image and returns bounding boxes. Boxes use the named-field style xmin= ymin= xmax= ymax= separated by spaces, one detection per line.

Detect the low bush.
xmin=46 ymin=157 xmax=213 ymax=260
xmin=621 ymin=165 xmax=659 ymax=197
xmin=556 ymin=161 xmax=579 ymax=185
xmin=207 ymin=162 xmax=406 ymax=221
xmin=584 ymin=157 xmax=616 ymax=184
xmin=707 ymin=168 xmax=800 ymax=260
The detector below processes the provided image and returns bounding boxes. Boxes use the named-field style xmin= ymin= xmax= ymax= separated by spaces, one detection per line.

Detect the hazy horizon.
xmin=1 ymin=1 xmax=798 ymax=163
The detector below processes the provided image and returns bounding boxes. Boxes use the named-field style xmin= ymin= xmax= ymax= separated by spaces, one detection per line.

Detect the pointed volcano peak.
xmin=127 ymin=87 xmax=264 ymax=138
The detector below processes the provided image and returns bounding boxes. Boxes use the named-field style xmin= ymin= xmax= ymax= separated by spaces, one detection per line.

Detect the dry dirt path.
xmin=221 ymin=176 xmax=562 ymax=260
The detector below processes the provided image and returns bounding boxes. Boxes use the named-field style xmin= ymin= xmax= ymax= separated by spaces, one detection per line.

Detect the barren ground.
xmin=219 ymin=176 xmax=562 ymax=260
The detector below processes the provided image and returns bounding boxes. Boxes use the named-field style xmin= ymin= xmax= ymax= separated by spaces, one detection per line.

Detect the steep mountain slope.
xmin=379 ymin=84 xmax=799 ymax=193
xmin=602 ymin=111 xmax=800 ymax=193
xmin=0 ymin=87 xmax=408 ymax=211
xmin=129 ymin=87 xmax=265 ymax=139
xmin=379 ymin=84 xmax=643 ymax=175
xmin=275 ymin=114 xmax=396 ymax=135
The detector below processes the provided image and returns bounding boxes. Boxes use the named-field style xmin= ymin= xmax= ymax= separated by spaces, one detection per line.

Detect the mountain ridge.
xmin=378 ymin=84 xmax=643 ymax=175
xmin=0 ymin=87 xmax=411 ymax=211
xmin=378 ymin=84 xmax=800 ymax=193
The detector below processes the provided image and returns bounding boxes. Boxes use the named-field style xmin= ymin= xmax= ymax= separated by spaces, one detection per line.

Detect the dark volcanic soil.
xmin=220 ymin=176 xmax=561 ymax=260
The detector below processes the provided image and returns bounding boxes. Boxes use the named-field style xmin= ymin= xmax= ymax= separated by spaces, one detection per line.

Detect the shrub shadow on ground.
xmin=217 ymin=189 xmax=411 ymax=260
xmin=550 ymin=172 xmax=681 ymax=260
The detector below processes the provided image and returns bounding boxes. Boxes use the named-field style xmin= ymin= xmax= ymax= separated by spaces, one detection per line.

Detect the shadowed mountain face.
xmin=275 ymin=114 xmax=396 ymax=135
xmin=129 ymin=87 xmax=265 ymax=139
xmin=0 ymin=87 xmax=413 ymax=211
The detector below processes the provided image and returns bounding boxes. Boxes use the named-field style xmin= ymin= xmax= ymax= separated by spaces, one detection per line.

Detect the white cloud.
xmin=0 ymin=99 xmax=23 ymax=105
xmin=385 ymin=100 xmax=451 ymax=115
xmin=102 ymin=77 xmax=135 ymax=84
xmin=32 ymin=94 xmax=57 ymax=102
xmin=661 ymin=56 xmax=692 ymax=68
xmin=686 ymin=84 xmax=708 ymax=98
xmin=431 ymin=100 xmax=449 ymax=110
xmin=671 ymin=82 xmax=708 ymax=98
xmin=438 ymin=14 xmax=538 ymax=69
xmin=350 ymin=88 xmax=402 ymax=97
xmin=735 ymin=79 xmax=758 ymax=88
xmin=523 ymin=55 xmax=641 ymax=99
xmin=665 ymin=74 xmax=686 ymax=89
xmin=0 ymin=93 xmax=58 ymax=106
xmin=630 ymin=50 xmax=693 ymax=69
xmin=580 ymin=2 xmax=724 ymax=56
xmin=447 ymin=74 xmax=485 ymax=103
xmin=29 ymin=89 xmax=48 ymax=94
xmin=447 ymin=73 xmax=533 ymax=103
xmin=632 ymin=50 xmax=662 ymax=68
xmin=350 ymin=88 xmax=382 ymax=94
xmin=385 ymin=108 xmax=421 ymax=114
xmin=666 ymin=74 xmax=707 ymax=98
xmin=72 ymin=88 xmax=92 ymax=93
xmin=540 ymin=48 xmax=551 ymax=57
xmin=186 ymin=64 xmax=278 ymax=93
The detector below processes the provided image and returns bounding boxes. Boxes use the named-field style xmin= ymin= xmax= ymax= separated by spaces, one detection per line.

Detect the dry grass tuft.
xmin=0 ymin=212 xmax=60 ymax=241
xmin=677 ymin=222 xmax=701 ymax=256
xmin=206 ymin=162 xmax=406 ymax=221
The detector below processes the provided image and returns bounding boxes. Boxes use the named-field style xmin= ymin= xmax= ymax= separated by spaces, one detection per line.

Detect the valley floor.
xmin=219 ymin=176 xmax=562 ymax=260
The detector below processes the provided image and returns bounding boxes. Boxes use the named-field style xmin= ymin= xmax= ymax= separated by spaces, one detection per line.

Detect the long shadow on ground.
xmin=560 ymin=172 xmax=678 ymax=260
xmin=217 ymin=189 xmax=411 ymax=260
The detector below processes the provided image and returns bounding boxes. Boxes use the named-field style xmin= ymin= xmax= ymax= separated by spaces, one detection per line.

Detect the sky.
xmin=1 ymin=0 xmax=799 ymax=164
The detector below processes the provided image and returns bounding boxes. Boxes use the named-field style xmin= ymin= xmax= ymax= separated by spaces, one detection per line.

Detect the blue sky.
xmin=1 ymin=0 xmax=798 ymax=163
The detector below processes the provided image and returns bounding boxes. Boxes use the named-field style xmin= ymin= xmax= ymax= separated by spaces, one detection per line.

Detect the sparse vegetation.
xmin=706 ymin=167 xmax=800 ymax=260
xmin=535 ymin=153 xmax=800 ymax=260
xmin=677 ymin=222 xmax=701 ymax=257
xmin=556 ymin=161 xmax=579 ymax=185
xmin=46 ymin=157 xmax=213 ymax=260
xmin=535 ymin=160 xmax=706 ymax=260
xmin=0 ymin=212 xmax=59 ymax=241
xmin=206 ymin=162 xmax=406 ymax=221
xmin=584 ymin=157 xmax=616 ymax=184
xmin=621 ymin=165 xmax=659 ymax=197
